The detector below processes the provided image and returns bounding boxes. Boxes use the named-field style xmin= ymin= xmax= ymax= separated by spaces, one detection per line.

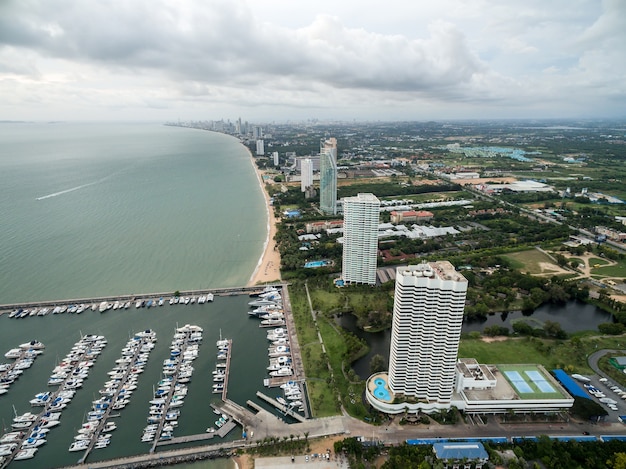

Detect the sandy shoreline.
xmin=247 ymin=149 xmax=281 ymax=287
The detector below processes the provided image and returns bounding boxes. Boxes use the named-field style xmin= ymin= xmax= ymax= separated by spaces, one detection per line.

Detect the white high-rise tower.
xmin=388 ymin=262 xmax=468 ymax=407
xmin=301 ymin=158 xmax=313 ymax=192
xmin=342 ymin=193 xmax=380 ymax=285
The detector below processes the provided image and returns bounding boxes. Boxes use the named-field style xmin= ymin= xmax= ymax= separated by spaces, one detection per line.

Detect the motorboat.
xmin=20 ymin=340 xmax=45 ymax=350
xmin=69 ymin=440 xmax=89 ymax=452
xmin=14 ymin=447 xmax=38 ymax=460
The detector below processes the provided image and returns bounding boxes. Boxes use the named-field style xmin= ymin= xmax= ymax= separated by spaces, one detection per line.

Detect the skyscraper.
xmin=388 ymin=261 xmax=468 ymax=407
xmin=301 ymin=157 xmax=313 ymax=193
xmin=342 ymin=193 xmax=380 ymax=285
xmin=256 ymin=139 xmax=265 ymax=156
xmin=319 ymin=137 xmax=337 ymax=215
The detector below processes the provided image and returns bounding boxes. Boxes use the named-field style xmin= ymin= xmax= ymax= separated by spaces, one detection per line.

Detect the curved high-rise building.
xmin=319 ymin=137 xmax=337 ymax=215
xmin=388 ymin=262 xmax=468 ymax=407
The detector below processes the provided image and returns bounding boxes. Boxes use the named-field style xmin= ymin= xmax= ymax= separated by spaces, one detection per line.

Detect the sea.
xmin=0 ymin=122 xmax=266 ymax=304
xmin=0 ymin=122 xmax=273 ymax=468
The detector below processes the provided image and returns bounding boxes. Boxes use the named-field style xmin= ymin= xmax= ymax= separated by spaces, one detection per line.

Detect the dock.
xmin=156 ymin=420 xmax=236 ymax=447
xmin=78 ymin=334 xmax=154 ymax=464
xmin=255 ymin=391 xmax=306 ymax=423
xmin=221 ymin=340 xmax=232 ymax=401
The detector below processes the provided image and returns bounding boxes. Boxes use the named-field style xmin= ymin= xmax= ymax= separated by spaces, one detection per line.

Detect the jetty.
xmin=77 ymin=332 xmax=156 ymax=464
xmin=0 ymin=285 xmax=283 ymax=315
xmin=254 ymin=391 xmax=306 ymax=423
xmin=221 ymin=339 xmax=232 ymax=400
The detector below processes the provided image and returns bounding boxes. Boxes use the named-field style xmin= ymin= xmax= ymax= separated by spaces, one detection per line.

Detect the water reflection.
xmin=337 ymin=300 xmax=612 ymax=380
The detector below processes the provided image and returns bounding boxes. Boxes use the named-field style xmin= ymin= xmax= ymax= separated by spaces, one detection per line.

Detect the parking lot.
xmin=582 ymin=375 xmax=626 ymax=419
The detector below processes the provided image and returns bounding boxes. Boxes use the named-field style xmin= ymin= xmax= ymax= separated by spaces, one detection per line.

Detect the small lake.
xmin=337 ymin=300 xmax=613 ymax=380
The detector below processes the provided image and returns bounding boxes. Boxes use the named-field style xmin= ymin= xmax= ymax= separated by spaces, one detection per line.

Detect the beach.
xmin=247 ymin=154 xmax=282 ymax=287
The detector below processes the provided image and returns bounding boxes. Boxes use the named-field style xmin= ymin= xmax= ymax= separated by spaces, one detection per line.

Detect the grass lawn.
xmin=594 ymin=261 xmax=626 ymax=279
xmin=589 ymin=257 xmax=611 ymax=267
xmin=503 ymin=249 xmax=560 ymax=275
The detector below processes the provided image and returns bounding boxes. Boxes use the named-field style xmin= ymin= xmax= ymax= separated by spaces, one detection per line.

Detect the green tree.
xmin=370 ymin=354 xmax=387 ymax=374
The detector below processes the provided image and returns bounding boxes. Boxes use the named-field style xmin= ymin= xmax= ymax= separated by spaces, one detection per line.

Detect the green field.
xmin=503 ymin=249 xmax=561 ymax=275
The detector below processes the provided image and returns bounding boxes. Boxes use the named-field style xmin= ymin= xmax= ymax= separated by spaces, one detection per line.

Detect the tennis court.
xmin=504 ymin=370 xmax=533 ymax=393
xmin=525 ymin=370 xmax=555 ymax=393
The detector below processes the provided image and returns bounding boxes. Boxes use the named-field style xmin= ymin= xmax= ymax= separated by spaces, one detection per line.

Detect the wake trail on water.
xmin=35 ymin=167 xmax=134 ymax=201
xmin=36 ymin=180 xmax=102 ymax=200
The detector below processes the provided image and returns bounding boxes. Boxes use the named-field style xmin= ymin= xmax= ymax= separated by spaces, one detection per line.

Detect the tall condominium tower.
xmin=301 ymin=157 xmax=313 ymax=192
xmin=319 ymin=137 xmax=337 ymax=215
xmin=342 ymin=193 xmax=380 ymax=285
xmin=256 ymin=139 xmax=265 ymax=156
xmin=388 ymin=262 xmax=468 ymax=407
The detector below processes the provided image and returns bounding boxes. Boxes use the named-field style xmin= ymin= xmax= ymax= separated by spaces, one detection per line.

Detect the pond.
xmin=336 ymin=300 xmax=613 ymax=380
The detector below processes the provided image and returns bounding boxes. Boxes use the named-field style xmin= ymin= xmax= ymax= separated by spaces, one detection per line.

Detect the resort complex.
xmin=366 ymin=262 xmax=575 ymax=416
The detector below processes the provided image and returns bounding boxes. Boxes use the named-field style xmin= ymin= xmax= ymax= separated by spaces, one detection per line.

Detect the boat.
xmin=19 ymin=340 xmax=45 ymax=350
xmin=269 ymin=367 xmax=293 ymax=377
xmin=4 ymin=349 xmax=22 ymax=359
xmin=99 ymin=301 xmax=109 ymax=313
xmin=69 ymin=440 xmax=89 ymax=452
xmin=249 ymin=299 xmax=281 ymax=307
xmin=207 ymin=293 xmax=214 ymax=301
xmin=20 ymin=437 xmax=46 ymax=448
xmin=0 ymin=443 xmax=18 ymax=456
xmin=14 ymin=447 xmax=38 ymax=460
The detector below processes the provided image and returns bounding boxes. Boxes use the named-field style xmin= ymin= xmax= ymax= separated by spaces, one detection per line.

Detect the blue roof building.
xmin=433 ymin=442 xmax=488 ymax=464
xmin=552 ymin=369 xmax=591 ymax=400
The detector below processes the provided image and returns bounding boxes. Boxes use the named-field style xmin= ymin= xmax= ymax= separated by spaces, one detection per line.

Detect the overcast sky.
xmin=1 ymin=0 xmax=624 ymax=122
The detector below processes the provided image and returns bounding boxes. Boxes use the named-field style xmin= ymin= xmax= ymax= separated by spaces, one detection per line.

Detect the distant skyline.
xmin=1 ymin=0 xmax=625 ymax=122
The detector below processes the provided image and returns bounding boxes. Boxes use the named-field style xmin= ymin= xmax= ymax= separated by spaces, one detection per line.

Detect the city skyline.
xmin=1 ymin=1 xmax=624 ymax=122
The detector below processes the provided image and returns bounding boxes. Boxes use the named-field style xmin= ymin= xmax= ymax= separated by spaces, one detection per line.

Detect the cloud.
xmin=0 ymin=0 xmax=624 ymax=120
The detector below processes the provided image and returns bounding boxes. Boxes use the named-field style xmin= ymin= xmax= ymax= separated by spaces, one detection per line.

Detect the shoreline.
xmin=246 ymin=146 xmax=281 ymax=287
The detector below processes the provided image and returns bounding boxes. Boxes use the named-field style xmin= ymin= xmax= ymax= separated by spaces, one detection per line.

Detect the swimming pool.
xmin=373 ymin=377 xmax=392 ymax=401
xmin=304 ymin=259 xmax=331 ymax=268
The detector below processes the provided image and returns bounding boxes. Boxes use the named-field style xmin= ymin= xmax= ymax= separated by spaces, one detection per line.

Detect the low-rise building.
xmin=390 ymin=210 xmax=434 ymax=224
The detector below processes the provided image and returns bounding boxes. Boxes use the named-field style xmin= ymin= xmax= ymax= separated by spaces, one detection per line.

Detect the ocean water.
xmin=0 ymin=123 xmax=275 ymax=468
xmin=0 ymin=122 xmax=267 ymax=304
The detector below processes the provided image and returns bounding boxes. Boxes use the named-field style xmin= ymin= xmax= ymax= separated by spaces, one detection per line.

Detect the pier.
xmin=156 ymin=420 xmax=236 ymax=447
xmin=78 ymin=333 xmax=155 ymax=464
xmin=221 ymin=339 xmax=232 ymax=401
xmin=0 ymin=284 xmax=283 ymax=315
xmin=255 ymin=391 xmax=306 ymax=423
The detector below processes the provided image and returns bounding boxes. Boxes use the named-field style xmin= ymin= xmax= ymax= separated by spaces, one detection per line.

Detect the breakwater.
xmin=0 ymin=285 xmax=282 ymax=314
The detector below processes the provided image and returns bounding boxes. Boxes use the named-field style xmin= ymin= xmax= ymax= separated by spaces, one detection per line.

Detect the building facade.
xmin=301 ymin=157 xmax=313 ymax=193
xmin=388 ymin=262 xmax=468 ymax=406
xmin=256 ymin=139 xmax=265 ymax=156
xmin=342 ymin=193 xmax=380 ymax=285
xmin=319 ymin=137 xmax=338 ymax=215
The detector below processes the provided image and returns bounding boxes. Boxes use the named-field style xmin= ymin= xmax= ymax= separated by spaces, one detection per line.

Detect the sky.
xmin=0 ymin=0 xmax=625 ymax=122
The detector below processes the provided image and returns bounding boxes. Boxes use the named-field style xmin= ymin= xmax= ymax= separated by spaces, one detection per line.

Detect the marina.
xmin=0 ymin=284 xmax=311 ymax=469
xmin=74 ymin=330 xmax=158 ymax=464
xmin=1 ymin=342 xmax=45 ymax=396
xmin=1 ymin=334 xmax=107 ymax=467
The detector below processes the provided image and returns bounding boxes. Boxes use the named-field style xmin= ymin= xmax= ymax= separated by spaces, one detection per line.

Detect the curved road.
xmin=588 ymin=349 xmax=622 ymax=379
